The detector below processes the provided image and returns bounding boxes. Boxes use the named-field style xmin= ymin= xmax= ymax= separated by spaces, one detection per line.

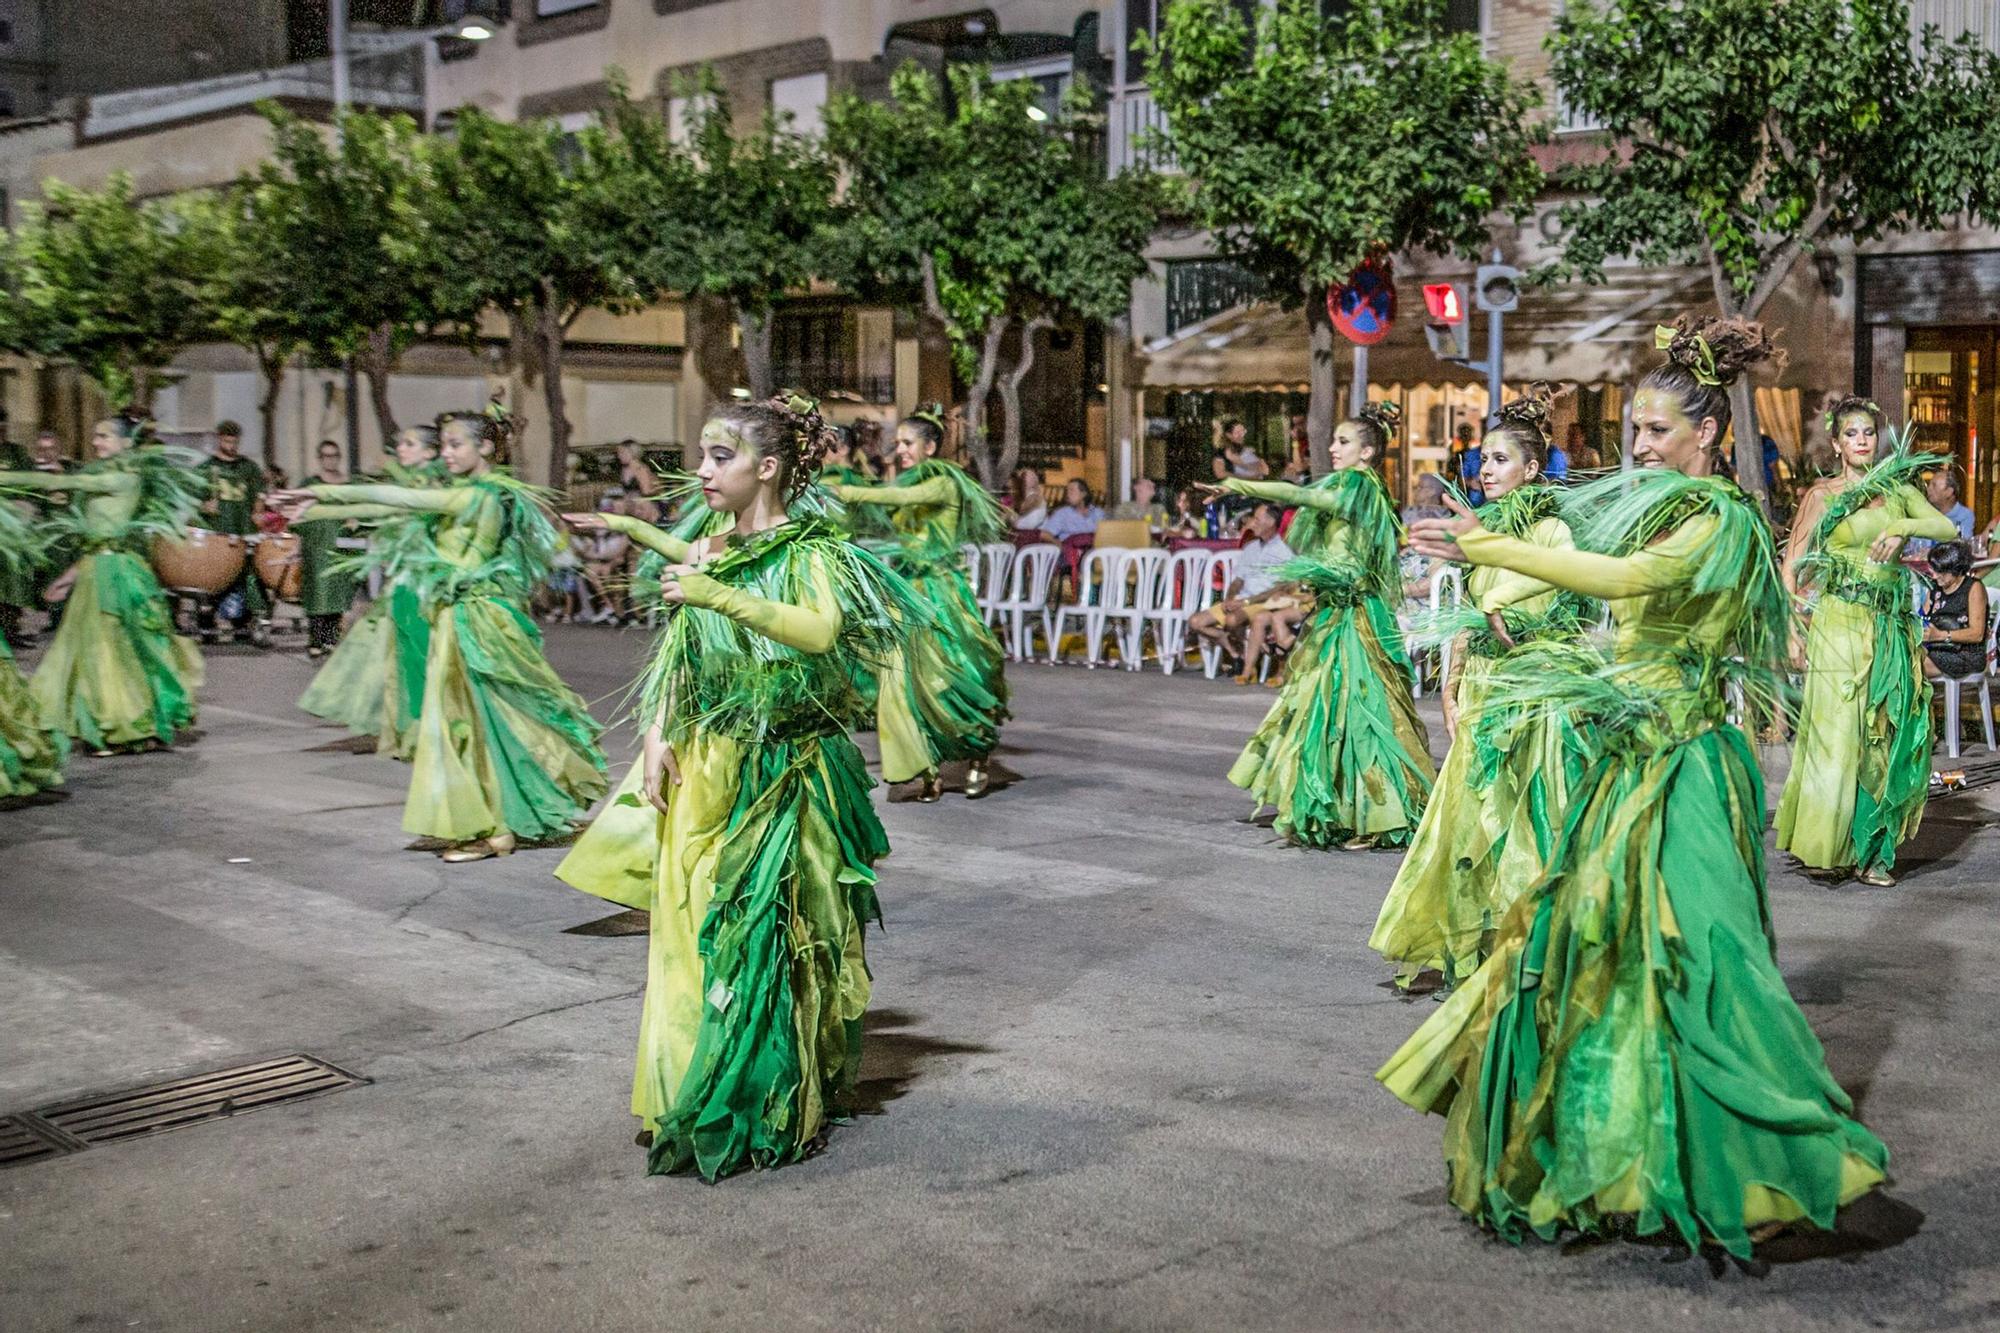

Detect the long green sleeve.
xmin=1459 ymin=513 xmax=1716 ymax=600
xmin=603 ymin=512 xmax=692 ymax=561
xmin=0 ymin=468 xmax=128 ymax=495
xmin=1222 ymin=478 xmax=1341 ymax=511
xmin=1883 ymin=485 xmax=1960 ymax=542
xmin=1472 ymin=516 xmax=1571 ymax=613
xmin=675 ymin=566 xmax=842 ymax=654
xmin=292 ymin=502 xmax=401 ymax=523
xmin=834 ymin=477 xmax=956 ymax=509
xmin=309 ymin=481 xmax=470 ymax=514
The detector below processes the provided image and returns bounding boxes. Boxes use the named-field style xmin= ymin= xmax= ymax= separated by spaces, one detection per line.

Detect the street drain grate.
xmin=2 ymin=1055 xmax=368 ymax=1165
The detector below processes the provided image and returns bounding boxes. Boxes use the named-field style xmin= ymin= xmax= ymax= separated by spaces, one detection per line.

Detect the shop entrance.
xmin=1905 ymin=325 xmax=1999 ymax=527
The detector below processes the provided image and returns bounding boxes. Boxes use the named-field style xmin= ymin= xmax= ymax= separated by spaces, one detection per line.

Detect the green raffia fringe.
xmin=1795 ymin=450 xmax=1933 ymax=618
xmin=890 ymin=459 xmax=1006 ymax=569
xmin=399 ymin=470 xmax=564 ymax=606
xmin=1283 ymin=467 xmax=1403 ymax=599
xmin=638 ymin=518 xmax=926 ymax=746
xmin=39 ymin=445 xmax=206 ymax=552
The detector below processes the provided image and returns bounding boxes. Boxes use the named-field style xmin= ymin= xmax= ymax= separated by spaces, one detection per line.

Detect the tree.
xmin=674 ymin=71 xmax=840 ymax=400
xmin=826 ymin=64 xmax=1163 ymax=487
xmin=253 ymin=107 xmax=466 ymax=450
xmin=1544 ymin=0 xmax=2000 ymax=503
xmin=415 ymin=93 xmax=671 ymax=485
xmin=1149 ymin=0 xmax=1543 ymax=472
xmin=187 ymin=186 xmax=308 ymax=466
xmin=0 ymin=175 xmax=213 ymax=409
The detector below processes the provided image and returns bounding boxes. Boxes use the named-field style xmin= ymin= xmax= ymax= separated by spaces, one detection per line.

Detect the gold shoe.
xmin=441 ymin=832 xmax=517 ymax=864
xmin=964 ymin=760 xmax=992 ymax=800
xmin=915 ymin=774 xmax=943 ymax=804
xmin=1341 ymin=835 xmax=1377 ymax=851
xmin=1856 ymin=866 xmax=1897 ymax=887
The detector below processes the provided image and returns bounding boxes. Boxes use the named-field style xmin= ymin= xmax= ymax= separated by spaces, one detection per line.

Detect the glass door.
xmin=1905 ymin=326 xmax=1999 ymax=527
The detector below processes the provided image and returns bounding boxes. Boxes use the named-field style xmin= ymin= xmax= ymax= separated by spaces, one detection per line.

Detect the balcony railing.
xmin=1108 ymin=86 xmax=1175 ymax=176
xmin=81 ymin=49 xmax=423 ymax=142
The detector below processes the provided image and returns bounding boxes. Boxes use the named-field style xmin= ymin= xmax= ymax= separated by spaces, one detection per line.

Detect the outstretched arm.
xmin=1472 ymin=517 xmax=1572 ymax=613
xmin=289 ymin=502 xmax=403 ymax=524
xmin=671 ymin=564 xmax=842 ymax=654
xmin=603 ymin=512 xmax=693 ymax=562
xmin=305 ymin=482 xmax=473 ymax=515
xmin=0 ymin=468 xmax=129 ymax=495
xmin=833 ymin=477 xmax=956 ymax=509
xmin=1220 ymin=478 xmax=1337 ymax=511
xmin=1457 ymin=513 xmax=1719 ymax=601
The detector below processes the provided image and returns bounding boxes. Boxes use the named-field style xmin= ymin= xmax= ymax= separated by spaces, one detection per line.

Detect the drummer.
xmin=299 ymin=439 xmax=358 ymax=659
xmin=197 ymin=421 xmax=270 ymax=648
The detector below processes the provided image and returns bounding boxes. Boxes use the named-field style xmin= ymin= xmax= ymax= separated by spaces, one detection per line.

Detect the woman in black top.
xmin=1922 ymin=540 xmax=1990 ymax=679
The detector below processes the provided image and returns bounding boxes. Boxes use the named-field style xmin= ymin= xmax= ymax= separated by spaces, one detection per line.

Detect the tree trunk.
xmin=256 ymin=349 xmax=284 ymax=468
xmin=355 ymin=322 xmax=399 ymax=453
xmin=1728 ymin=377 xmax=1767 ymax=509
xmin=960 ymin=315 xmax=1010 ymax=488
xmin=1305 ymin=288 xmax=1337 ymax=476
xmin=737 ymin=304 xmax=775 ymax=399
xmin=536 ymin=288 xmax=572 ymax=489
xmin=995 ymin=316 xmax=1053 ymax=489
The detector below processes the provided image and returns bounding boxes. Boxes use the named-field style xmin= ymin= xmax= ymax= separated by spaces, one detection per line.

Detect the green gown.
xmin=1775 ymin=457 xmax=1955 ymax=876
xmin=833 ymin=460 xmax=1009 ymax=784
xmin=555 ymin=513 xmax=923 ymax=1179
xmin=303 ymin=471 xmax=608 ymax=843
xmin=0 ymin=447 xmax=205 ymax=751
xmin=1370 ymin=485 xmax=1589 ymax=986
xmin=296 ymin=461 xmax=443 ymax=756
xmin=1222 ymin=470 xmax=1435 ymax=848
xmin=0 ymin=498 xmax=64 ymax=796
xmin=1379 ymin=470 xmax=1887 ymax=1259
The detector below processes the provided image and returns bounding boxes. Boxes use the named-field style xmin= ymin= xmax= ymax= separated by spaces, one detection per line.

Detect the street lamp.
xmin=328 ymin=1 xmax=496 ymax=121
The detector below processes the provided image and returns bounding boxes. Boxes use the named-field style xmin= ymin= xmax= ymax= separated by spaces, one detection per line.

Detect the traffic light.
xmin=1423 ymin=283 xmax=1469 ymax=360
xmin=1475 ymin=263 xmax=1521 ymax=313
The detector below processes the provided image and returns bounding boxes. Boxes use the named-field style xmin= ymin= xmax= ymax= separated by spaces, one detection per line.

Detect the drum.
xmin=253 ymin=531 xmax=303 ymax=602
xmin=152 ymin=529 xmax=246 ymax=594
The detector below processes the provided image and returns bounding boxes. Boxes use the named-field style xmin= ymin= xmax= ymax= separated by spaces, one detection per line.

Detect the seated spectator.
xmin=546 ymin=537 xmax=583 ymax=623
xmin=1168 ymin=485 xmax=1207 ymax=539
xmin=1186 ymin=502 xmax=1293 ymax=677
xmin=1010 ymin=467 xmax=1049 ymax=531
xmin=578 ymin=490 xmax=632 ymax=623
xmin=1041 ymin=479 xmax=1105 ymax=541
xmin=1922 ymin=540 xmax=1990 ymax=681
xmin=1401 ymin=472 xmax=1449 ymax=526
xmin=1111 ymin=476 xmax=1168 ymax=526
xmin=616 ymin=440 xmax=667 ymax=524
xmin=1241 ymin=583 xmax=1311 ymax=688
xmin=1563 ymin=421 xmax=1603 ymax=473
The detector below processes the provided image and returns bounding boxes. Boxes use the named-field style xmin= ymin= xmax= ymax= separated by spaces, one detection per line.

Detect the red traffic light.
xmin=1422 ymin=284 xmax=1465 ymax=323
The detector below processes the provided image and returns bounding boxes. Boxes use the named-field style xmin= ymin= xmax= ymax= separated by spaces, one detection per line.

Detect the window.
xmin=535 ymin=0 xmax=600 ymax=15
xmin=665 ymin=94 xmax=693 ymax=145
xmin=768 ymin=71 xmax=828 ymax=137
xmin=1165 ymin=258 xmax=1265 ymax=333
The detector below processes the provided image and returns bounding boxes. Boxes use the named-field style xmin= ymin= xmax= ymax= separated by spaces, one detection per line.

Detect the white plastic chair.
xmin=961 ymin=543 xmax=981 ymax=590
xmin=993 ymin=543 xmax=1061 ymax=662
xmin=1049 ymin=547 xmax=1133 ymax=667
xmin=977 ymin=541 xmax=1015 ymax=625
xmin=1939 ymin=611 xmax=1999 ymax=759
xmin=1108 ymin=548 xmax=1172 ymax=671
xmin=1413 ymin=565 xmax=1464 ymax=698
xmin=1197 ymin=551 xmax=1240 ymax=680
xmin=1135 ymin=548 xmax=1211 ymax=675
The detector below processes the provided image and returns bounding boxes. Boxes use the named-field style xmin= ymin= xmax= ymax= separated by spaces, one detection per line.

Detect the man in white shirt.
xmin=1187 ymin=502 xmax=1293 ymax=669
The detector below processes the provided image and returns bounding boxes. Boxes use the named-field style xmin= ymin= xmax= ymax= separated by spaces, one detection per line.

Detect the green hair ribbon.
xmin=1655 ymin=324 xmax=1720 ymax=387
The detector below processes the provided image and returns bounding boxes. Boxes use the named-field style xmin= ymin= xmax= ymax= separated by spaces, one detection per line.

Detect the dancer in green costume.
xmin=298 ymin=438 xmax=361 ymax=659
xmin=1775 ymin=397 xmax=1954 ymax=886
xmin=830 ymin=407 xmax=1008 ymax=802
xmin=1207 ymin=403 xmax=1435 ymax=849
xmin=296 ymin=426 xmax=445 ymax=757
xmin=555 ymin=396 xmax=923 ymax=1179
xmin=1384 ymin=317 xmax=1887 ymax=1259
xmin=1371 ymin=390 xmax=1590 ymax=987
xmin=0 ymin=418 xmax=205 ymax=754
xmin=0 ymin=493 xmax=64 ymax=796
xmin=272 ymin=413 xmax=606 ymax=862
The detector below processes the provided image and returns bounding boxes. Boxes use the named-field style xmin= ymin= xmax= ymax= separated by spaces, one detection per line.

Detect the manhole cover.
xmin=8 ymin=1055 xmax=368 ymax=1162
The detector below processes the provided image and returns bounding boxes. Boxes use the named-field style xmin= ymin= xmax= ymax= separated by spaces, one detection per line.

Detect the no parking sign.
xmin=1329 ymin=257 xmax=1396 ymax=346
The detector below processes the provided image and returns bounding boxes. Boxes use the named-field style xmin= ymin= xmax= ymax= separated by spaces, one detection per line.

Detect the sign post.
xmin=1329 ymin=257 xmax=1395 ymax=418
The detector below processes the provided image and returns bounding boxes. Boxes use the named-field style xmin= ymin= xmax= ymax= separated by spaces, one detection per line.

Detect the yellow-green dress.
xmin=302 ymin=471 xmax=607 ymax=844
xmin=0 ymin=447 xmax=205 ymax=751
xmin=296 ymin=460 xmax=445 ymax=757
xmin=556 ymin=513 xmax=922 ymax=1179
xmin=1222 ymin=470 xmax=1435 ymax=847
xmin=1370 ymin=485 xmax=1588 ymax=986
xmin=834 ymin=460 xmax=1008 ymax=784
xmin=1775 ymin=457 xmax=1955 ymax=876
xmin=0 ymin=497 xmax=64 ymax=796
xmin=1380 ymin=470 xmax=1886 ymax=1259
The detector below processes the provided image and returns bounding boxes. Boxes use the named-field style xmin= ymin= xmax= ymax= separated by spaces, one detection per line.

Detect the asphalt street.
xmin=2 ymin=625 xmax=1998 ymax=1332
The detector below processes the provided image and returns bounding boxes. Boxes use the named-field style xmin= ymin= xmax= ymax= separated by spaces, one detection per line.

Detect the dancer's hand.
xmin=1866 ymin=531 xmax=1905 ymax=564
xmin=641 ymin=733 xmax=681 ymax=814
xmin=560 ymin=512 xmax=608 ymax=532
xmin=655 ymin=564 xmax=695 ymax=606
xmin=1191 ymin=482 xmax=1227 ymax=504
xmin=1407 ymin=494 xmax=1479 ymax=563
xmin=1484 ymin=611 xmax=1516 ymax=651
xmin=1440 ymin=676 xmax=1457 ymax=741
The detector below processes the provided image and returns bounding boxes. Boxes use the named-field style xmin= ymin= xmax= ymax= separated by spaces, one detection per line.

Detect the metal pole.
xmin=1349 ymin=343 xmax=1368 ymax=418
xmin=1486 ymin=306 xmax=1504 ymax=424
xmin=328 ymin=0 xmax=350 ymax=126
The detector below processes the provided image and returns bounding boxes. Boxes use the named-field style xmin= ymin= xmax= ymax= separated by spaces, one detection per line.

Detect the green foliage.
xmin=1544 ymin=0 xmax=2000 ymax=313
xmin=0 ymin=174 xmax=216 ymax=404
xmin=1147 ymin=0 xmax=1544 ymax=302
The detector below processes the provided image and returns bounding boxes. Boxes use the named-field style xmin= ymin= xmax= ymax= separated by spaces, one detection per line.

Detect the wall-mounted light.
xmin=1026 ymin=105 xmax=1048 ymax=122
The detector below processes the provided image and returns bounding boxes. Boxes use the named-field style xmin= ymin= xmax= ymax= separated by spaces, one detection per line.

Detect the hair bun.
xmin=1358 ymin=400 xmax=1402 ymax=436
xmin=1495 ymin=382 xmax=1566 ymax=441
xmin=769 ymin=392 xmax=838 ymax=477
xmin=1657 ymin=314 xmax=1783 ymax=388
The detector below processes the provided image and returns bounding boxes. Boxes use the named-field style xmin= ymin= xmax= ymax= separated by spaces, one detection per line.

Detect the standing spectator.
xmin=1212 ymin=418 xmax=1270 ymax=482
xmin=297 ymin=439 xmax=358 ymax=659
xmin=198 ymin=420 xmax=271 ymax=647
xmin=1286 ymin=413 xmax=1311 ymax=476
xmin=1450 ymin=422 xmax=1483 ymax=504
xmin=1040 ymin=479 xmax=1105 ymax=541
xmin=615 ymin=439 xmax=666 ymax=524
xmin=1010 ymin=467 xmax=1049 ymax=531
xmin=1111 ymin=476 xmax=1168 ymax=527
